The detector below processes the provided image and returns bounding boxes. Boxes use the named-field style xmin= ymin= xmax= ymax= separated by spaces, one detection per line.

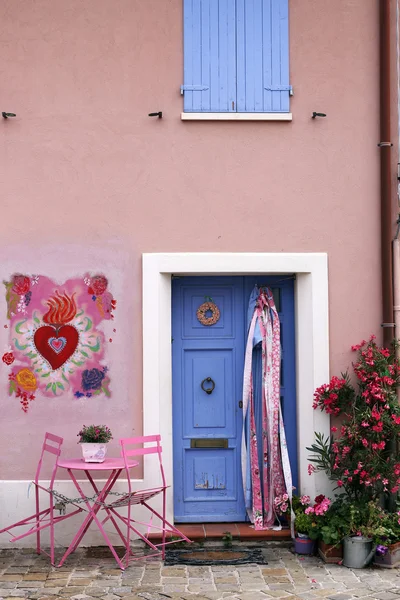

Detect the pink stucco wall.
xmin=0 ymin=0 xmax=398 ymax=479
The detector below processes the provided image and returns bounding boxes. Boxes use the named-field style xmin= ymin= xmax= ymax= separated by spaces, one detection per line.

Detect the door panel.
xmin=173 ymin=277 xmax=245 ymax=522
xmin=172 ymin=275 xmax=297 ymax=523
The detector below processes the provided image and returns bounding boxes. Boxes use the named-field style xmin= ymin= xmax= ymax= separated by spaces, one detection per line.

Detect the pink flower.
xmin=305 ymin=507 xmax=315 ymax=515
xmin=337 ymin=480 xmax=344 ymax=487
xmin=362 ymin=438 xmax=369 ymax=447
xmin=331 ymin=426 xmax=337 ymax=432
xmin=308 ymin=464 xmax=316 ymax=476
xmin=300 ymin=495 xmax=311 ymax=505
xmin=361 ymin=421 xmax=369 ymax=427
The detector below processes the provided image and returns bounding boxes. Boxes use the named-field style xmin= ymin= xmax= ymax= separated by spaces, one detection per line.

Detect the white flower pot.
xmin=80 ymin=443 xmax=108 ymax=463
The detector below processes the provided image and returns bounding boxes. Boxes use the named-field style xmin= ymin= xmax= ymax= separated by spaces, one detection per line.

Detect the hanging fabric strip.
xmin=241 ymin=286 xmax=294 ymax=532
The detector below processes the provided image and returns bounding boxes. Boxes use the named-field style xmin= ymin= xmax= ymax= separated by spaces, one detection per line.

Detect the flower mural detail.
xmin=81 ymin=368 xmax=106 ymax=391
xmin=15 ymin=368 xmax=37 ymax=391
xmin=2 ymin=351 xmax=14 ymax=366
xmin=3 ymin=274 xmax=116 ymax=412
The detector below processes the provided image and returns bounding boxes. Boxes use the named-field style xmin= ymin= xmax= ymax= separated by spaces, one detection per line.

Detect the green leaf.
xmin=92 ymin=389 xmax=102 ymax=396
xmin=33 ymin=311 xmax=40 ymax=324
xmin=15 ymin=319 xmax=28 ymax=334
xmin=62 ymin=373 xmax=69 ymax=384
xmin=52 ymin=383 xmax=57 ymax=394
xmin=84 ymin=317 xmax=92 ymax=332
xmin=13 ymin=338 xmax=29 ymax=350
xmin=71 ymin=359 xmax=84 ymax=366
xmin=41 ymin=372 xmax=51 ymax=378
xmin=56 ymin=382 xmax=64 ymax=390
xmin=8 ymin=380 xmax=16 ymax=395
xmin=102 ymin=383 xmax=111 ymax=398
xmin=80 ymin=351 xmax=89 ymax=358
xmin=46 ymin=383 xmax=52 ymax=390
xmin=82 ymin=336 xmax=101 ymax=353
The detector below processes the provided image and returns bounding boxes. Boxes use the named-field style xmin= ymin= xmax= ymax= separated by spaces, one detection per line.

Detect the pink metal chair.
xmin=0 ymin=432 xmax=83 ymax=565
xmin=102 ymin=435 xmax=191 ymax=566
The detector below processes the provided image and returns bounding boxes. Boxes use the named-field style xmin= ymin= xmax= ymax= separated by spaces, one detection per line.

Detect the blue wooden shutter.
xmin=236 ymin=0 xmax=291 ymax=113
xmin=182 ymin=0 xmax=236 ymax=112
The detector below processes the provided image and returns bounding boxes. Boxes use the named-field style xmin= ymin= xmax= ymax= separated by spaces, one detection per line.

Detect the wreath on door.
xmin=196 ymin=300 xmax=220 ymax=326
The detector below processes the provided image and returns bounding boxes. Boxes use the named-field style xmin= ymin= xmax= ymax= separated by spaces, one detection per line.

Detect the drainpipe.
xmin=379 ymin=0 xmax=394 ymax=348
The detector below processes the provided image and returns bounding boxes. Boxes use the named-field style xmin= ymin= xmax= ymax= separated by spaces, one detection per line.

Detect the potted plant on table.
xmin=78 ymin=424 xmax=113 ymax=463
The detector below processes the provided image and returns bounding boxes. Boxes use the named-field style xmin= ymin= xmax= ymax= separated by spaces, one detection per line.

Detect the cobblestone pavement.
xmin=1 ymin=546 xmax=400 ymax=600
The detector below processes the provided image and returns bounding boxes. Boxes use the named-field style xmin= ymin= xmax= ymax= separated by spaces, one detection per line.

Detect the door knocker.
xmin=201 ymin=377 xmax=215 ymax=395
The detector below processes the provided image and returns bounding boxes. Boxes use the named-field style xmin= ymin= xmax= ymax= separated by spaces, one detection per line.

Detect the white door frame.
xmin=142 ymin=252 xmax=330 ymax=523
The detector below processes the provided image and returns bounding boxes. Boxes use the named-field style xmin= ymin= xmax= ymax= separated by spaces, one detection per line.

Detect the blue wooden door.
xmin=172 ymin=276 xmax=296 ymax=522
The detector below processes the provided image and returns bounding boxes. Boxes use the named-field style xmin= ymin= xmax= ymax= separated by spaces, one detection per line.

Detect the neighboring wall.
xmin=0 ymin=0 xmax=397 ymax=481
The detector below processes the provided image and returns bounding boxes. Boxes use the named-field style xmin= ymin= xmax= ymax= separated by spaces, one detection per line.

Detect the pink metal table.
xmin=57 ymin=457 xmax=138 ymax=569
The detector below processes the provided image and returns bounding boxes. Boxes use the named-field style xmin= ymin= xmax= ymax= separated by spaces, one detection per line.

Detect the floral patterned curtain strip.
xmin=241 ymin=286 xmax=294 ymax=532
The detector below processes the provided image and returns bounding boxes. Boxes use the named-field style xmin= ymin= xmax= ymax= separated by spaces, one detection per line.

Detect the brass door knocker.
xmin=201 ymin=377 xmax=215 ymax=395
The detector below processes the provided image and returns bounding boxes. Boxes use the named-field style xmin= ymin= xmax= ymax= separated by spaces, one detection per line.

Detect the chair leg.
xmin=50 ymin=497 xmax=55 ymax=566
xmin=125 ymin=505 xmax=131 ymax=569
xmin=35 ymin=486 xmax=40 ymax=556
xmin=162 ymin=488 xmax=166 ymax=560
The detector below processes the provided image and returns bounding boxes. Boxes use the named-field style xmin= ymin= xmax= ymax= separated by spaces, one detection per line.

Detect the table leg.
xmin=58 ymin=469 xmax=125 ymax=569
xmin=85 ymin=471 xmax=127 ymax=545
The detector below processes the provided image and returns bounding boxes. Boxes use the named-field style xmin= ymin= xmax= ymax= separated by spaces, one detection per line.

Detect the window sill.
xmin=181 ymin=112 xmax=292 ymax=121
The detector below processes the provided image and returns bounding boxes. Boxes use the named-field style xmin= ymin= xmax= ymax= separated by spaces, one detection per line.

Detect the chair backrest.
xmin=120 ymin=435 xmax=165 ymax=489
xmin=34 ymin=432 xmax=63 ymax=488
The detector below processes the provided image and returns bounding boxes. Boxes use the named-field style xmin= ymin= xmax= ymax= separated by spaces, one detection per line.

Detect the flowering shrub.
xmin=78 ymin=424 xmax=113 ymax=444
xmin=308 ymin=337 xmax=400 ymax=502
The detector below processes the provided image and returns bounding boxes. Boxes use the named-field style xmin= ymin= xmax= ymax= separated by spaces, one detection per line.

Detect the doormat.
xmin=164 ymin=545 xmax=267 ymax=566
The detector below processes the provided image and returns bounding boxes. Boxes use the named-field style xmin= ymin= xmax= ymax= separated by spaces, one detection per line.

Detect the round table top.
xmin=57 ymin=458 xmax=139 ymax=470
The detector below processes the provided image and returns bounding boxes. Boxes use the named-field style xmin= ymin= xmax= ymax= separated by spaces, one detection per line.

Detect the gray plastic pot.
xmin=343 ymin=536 xmax=376 ymax=569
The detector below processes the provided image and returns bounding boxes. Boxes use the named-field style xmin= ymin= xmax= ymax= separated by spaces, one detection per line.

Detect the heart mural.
xmin=4 ymin=273 xmax=115 ymax=411
xmin=34 ymin=325 xmax=79 ymax=370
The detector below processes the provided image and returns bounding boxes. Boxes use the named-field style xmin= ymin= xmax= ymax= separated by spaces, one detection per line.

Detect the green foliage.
xmin=77 ymin=424 xmax=113 ymax=443
xmin=222 ymin=531 xmax=233 ymax=548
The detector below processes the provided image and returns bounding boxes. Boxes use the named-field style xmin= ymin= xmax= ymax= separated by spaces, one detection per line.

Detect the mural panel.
xmin=2 ymin=274 xmax=116 ymax=412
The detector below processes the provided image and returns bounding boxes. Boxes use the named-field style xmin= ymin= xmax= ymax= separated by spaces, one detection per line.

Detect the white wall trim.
xmin=181 ymin=112 xmax=292 ymax=121
xmin=143 ymin=253 xmax=330 ymax=524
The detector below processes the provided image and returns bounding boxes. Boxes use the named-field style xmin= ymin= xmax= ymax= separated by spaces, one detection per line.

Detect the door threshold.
xmin=148 ymin=522 xmax=291 ymax=543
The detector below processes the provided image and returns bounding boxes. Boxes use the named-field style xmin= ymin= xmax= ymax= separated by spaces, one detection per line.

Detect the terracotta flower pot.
xmin=318 ymin=540 xmax=343 ymax=564
xmin=373 ymin=541 xmax=400 ymax=569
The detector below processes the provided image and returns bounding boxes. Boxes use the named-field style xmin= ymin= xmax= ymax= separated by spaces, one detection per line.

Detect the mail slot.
xmin=190 ymin=438 xmax=228 ymax=449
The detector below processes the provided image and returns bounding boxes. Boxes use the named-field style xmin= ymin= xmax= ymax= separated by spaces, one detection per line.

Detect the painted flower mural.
xmin=3 ymin=274 xmax=116 ymax=412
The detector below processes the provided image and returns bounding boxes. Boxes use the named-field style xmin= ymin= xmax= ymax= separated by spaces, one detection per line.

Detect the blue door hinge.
xmin=264 ymin=85 xmax=293 ymax=96
xmin=180 ymin=85 xmax=209 ymax=95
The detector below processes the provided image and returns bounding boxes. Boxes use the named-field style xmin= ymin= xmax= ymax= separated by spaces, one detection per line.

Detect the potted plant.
xmin=78 ymin=424 xmax=113 ymax=462
xmin=292 ymin=495 xmax=328 ymax=554
xmin=316 ymin=498 xmax=347 ymax=563
xmin=373 ymin=511 xmax=400 ymax=568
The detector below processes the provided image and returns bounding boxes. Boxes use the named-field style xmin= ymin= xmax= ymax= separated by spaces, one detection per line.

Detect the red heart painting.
xmin=33 ymin=325 xmax=79 ymax=370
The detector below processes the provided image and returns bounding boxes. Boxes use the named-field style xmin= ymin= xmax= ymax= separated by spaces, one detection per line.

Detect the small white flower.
xmin=31 ymin=275 xmax=39 ymax=286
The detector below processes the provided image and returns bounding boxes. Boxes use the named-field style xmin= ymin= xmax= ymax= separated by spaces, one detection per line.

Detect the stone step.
xmin=148 ymin=522 xmax=291 ymax=544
